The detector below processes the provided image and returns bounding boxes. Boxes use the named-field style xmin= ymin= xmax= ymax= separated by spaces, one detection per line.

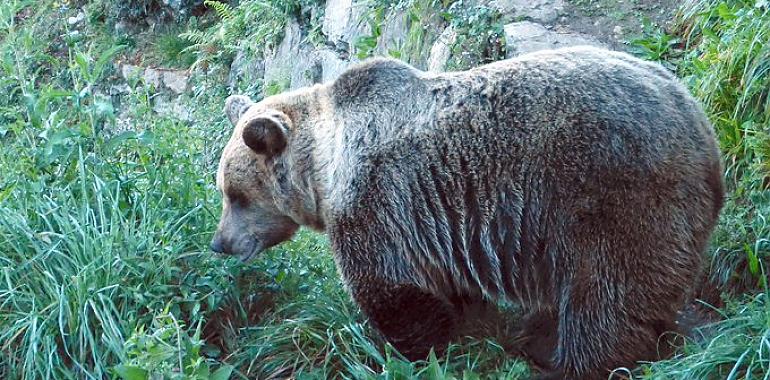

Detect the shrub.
xmin=182 ymin=0 xmax=325 ymax=71
xmin=92 ymin=0 xmax=206 ymax=22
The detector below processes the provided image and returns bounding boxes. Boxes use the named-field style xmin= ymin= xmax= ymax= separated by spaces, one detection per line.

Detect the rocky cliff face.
xmin=112 ymin=0 xmax=678 ymax=124
xmin=229 ymin=0 xmax=606 ymax=92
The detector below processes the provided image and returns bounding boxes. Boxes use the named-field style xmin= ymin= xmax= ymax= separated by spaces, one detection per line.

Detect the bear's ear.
xmin=241 ymin=114 xmax=288 ymax=157
xmin=225 ymin=95 xmax=254 ymax=126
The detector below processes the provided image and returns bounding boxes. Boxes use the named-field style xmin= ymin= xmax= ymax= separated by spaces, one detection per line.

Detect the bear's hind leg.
xmin=350 ymin=278 xmax=459 ymax=361
xmin=553 ymin=283 xmax=675 ymax=380
xmin=511 ymin=308 xmax=559 ymax=373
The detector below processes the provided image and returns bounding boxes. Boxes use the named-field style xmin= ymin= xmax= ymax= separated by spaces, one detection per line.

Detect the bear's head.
xmin=210 ymin=94 xmax=302 ymax=262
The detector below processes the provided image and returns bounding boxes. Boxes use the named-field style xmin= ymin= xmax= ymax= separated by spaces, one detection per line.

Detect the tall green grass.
xmin=1 ymin=0 xmax=769 ymax=379
xmin=640 ymin=291 xmax=770 ymax=379
xmin=673 ymin=0 xmax=770 ymax=294
xmin=0 ymin=1 xmax=250 ymax=378
xmin=677 ymin=0 xmax=770 ymax=193
xmin=637 ymin=0 xmax=770 ymax=377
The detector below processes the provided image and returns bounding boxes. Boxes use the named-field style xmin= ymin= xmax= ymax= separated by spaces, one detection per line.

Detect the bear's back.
xmin=324 ymin=47 xmax=721 ymax=229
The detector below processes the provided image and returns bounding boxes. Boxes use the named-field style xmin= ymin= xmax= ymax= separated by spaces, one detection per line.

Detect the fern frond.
xmin=204 ymin=0 xmax=234 ymax=20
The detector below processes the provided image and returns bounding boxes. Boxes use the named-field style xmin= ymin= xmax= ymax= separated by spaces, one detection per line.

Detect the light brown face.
xmin=210 ymin=95 xmax=299 ymax=261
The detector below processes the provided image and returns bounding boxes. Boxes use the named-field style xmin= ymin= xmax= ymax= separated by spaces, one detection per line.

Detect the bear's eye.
xmin=225 ymin=188 xmax=249 ymax=206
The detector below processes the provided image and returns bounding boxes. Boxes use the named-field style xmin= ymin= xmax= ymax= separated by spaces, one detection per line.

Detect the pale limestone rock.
xmin=504 ymin=21 xmax=603 ymax=57
xmin=162 ymin=70 xmax=189 ymax=94
xmin=143 ymin=68 xmax=162 ymax=88
xmin=489 ymin=0 xmax=564 ymax=24
xmin=427 ymin=26 xmax=457 ymax=72
xmin=121 ymin=64 xmax=143 ymax=81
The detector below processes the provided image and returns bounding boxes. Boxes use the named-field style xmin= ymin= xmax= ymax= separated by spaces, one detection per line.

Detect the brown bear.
xmin=210 ymin=46 xmax=724 ymax=379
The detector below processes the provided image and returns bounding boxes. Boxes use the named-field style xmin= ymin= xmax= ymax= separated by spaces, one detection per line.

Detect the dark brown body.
xmin=213 ymin=46 xmax=724 ymax=379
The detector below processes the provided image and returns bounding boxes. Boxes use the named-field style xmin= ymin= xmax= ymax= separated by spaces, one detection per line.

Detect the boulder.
xmin=143 ymin=68 xmax=163 ymax=89
xmin=121 ymin=64 xmax=143 ymax=82
xmin=228 ymin=49 xmax=266 ymax=91
xmin=162 ymin=70 xmax=189 ymax=94
xmin=264 ymin=19 xmax=353 ymax=90
xmin=313 ymin=49 xmax=350 ymax=83
xmin=489 ymin=0 xmax=565 ymax=24
xmin=322 ymin=0 xmax=369 ymax=49
xmin=161 ymin=0 xmax=204 ymax=20
xmin=153 ymin=95 xmax=192 ymax=121
xmin=504 ymin=21 xmax=603 ymax=57
xmin=263 ymin=19 xmax=315 ymax=90
xmin=375 ymin=10 xmax=409 ymax=56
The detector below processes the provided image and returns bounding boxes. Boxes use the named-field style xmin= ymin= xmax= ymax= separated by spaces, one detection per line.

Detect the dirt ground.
xmin=557 ymin=0 xmax=681 ymax=49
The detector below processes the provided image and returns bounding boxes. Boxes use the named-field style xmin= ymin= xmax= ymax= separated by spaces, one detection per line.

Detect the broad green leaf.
xmin=114 ymin=365 xmax=148 ymax=380
xmin=211 ymin=365 xmax=234 ymax=380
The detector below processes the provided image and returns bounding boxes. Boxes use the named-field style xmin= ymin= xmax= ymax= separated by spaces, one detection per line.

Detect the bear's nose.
xmin=210 ymin=235 xmax=225 ymax=253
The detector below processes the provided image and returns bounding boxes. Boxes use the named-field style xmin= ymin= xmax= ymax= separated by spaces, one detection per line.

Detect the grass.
xmin=0 ymin=0 xmax=769 ymax=379
xmin=638 ymin=291 xmax=770 ymax=379
xmin=676 ymin=0 xmax=770 ymax=295
xmin=629 ymin=0 xmax=770 ymax=377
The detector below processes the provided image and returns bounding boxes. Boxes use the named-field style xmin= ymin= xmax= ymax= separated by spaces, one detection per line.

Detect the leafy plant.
xmin=91 ymin=0 xmax=204 ymax=22
xmin=156 ymin=30 xmax=198 ymax=68
xmin=630 ymin=18 xmax=682 ymax=68
xmin=667 ymin=0 xmax=770 ymax=296
xmin=676 ymin=0 xmax=770 ymax=192
xmin=115 ymin=307 xmax=234 ymax=380
xmin=639 ymin=290 xmax=770 ymax=379
xmin=355 ymin=6 xmax=386 ymax=59
xmin=182 ymin=0 xmax=324 ymax=72
xmin=444 ymin=2 xmax=506 ymax=71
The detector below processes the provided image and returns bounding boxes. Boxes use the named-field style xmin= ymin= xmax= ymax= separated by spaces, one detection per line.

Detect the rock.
xmin=313 ymin=49 xmax=350 ymax=83
xmin=109 ymin=83 xmax=131 ymax=95
xmin=153 ymin=95 xmax=192 ymax=121
xmin=65 ymin=30 xmax=82 ymax=42
xmin=376 ymin=11 xmax=409 ymax=55
xmin=504 ymin=21 xmax=604 ymax=57
xmin=295 ymin=57 xmax=323 ymax=88
xmin=489 ymin=0 xmax=564 ymax=24
xmin=112 ymin=115 xmax=133 ymax=136
xmin=67 ymin=11 xmax=85 ymax=26
xmin=228 ymin=50 xmax=265 ymax=91
xmin=322 ymin=0 xmax=368 ymax=48
xmin=263 ymin=18 xmax=355 ymax=91
xmin=323 ymin=0 xmax=352 ymax=43
xmin=613 ymin=25 xmax=624 ymax=38
xmin=162 ymin=70 xmax=189 ymax=94
xmin=427 ymin=26 xmax=457 ymax=72
xmin=121 ymin=65 xmax=143 ymax=81
xmin=143 ymin=68 xmax=163 ymax=88
xmin=121 ymin=65 xmax=189 ymax=94
xmin=264 ymin=19 xmax=315 ymax=90
xmin=161 ymin=0 xmax=204 ymax=20
xmin=114 ymin=21 xmax=127 ymax=35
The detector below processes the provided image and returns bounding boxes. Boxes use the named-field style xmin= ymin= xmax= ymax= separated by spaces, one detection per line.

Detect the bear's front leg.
xmin=349 ymin=278 xmax=459 ymax=361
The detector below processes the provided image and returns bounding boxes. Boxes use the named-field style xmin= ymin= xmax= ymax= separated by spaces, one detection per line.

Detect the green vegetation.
xmin=631 ymin=0 xmax=770 ymax=377
xmin=444 ymin=2 xmax=505 ymax=70
xmin=182 ymin=0 xmax=325 ymax=71
xmin=679 ymin=0 xmax=770 ymax=294
xmin=0 ymin=0 xmax=768 ymax=379
xmin=354 ymin=0 xmax=505 ymax=70
xmin=90 ymin=0 xmax=202 ymax=22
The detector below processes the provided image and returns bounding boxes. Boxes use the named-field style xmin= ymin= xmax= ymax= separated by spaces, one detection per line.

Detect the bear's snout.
xmin=209 ymin=235 xmax=225 ymax=254
xmin=210 ymin=230 xmax=263 ymax=262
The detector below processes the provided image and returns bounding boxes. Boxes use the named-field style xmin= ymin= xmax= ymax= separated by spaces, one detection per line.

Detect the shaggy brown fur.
xmin=210 ymin=46 xmax=724 ymax=379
